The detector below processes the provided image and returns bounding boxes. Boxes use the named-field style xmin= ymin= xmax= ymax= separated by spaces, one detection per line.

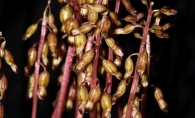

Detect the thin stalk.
xmin=141 ymin=34 xmax=151 ymax=118
xmin=31 ymin=1 xmax=51 ymax=116
xmin=51 ymin=46 xmax=75 ymax=118
xmin=125 ymin=2 xmax=153 ymax=118
xmin=52 ymin=0 xmax=82 ymax=117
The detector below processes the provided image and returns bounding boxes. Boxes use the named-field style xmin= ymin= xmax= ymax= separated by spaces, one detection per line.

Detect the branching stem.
xmin=125 ymin=2 xmax=153 ymax=118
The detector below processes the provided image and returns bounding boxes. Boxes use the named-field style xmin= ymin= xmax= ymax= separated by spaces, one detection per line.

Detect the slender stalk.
xmin=31 ymin=15 xmax=47 ymax=118
xmin=125 ymin=2 xmax=153 ymax=118
xmin=51 ymin=46 xmax=75 ymax=118
xmin=52 ymin=0 xmax=82 ymax=117
xmin=141 ymin=34 xmax=151 ymax=118
xmin=30 ymin=1 xmax=52 ymax=116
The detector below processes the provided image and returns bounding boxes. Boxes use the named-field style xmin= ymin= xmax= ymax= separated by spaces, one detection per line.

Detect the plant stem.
xmin=141 ymin=34 xmax=151 ymax=118
xmin=125 ymin=2 xmax=153 ymax=118
xmin=31 ymin=18 xmax=47 ymax=118
xmin=52 ymin=46 xmax=75 ymax=118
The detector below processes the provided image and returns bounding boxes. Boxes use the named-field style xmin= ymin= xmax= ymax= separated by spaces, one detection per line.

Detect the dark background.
xmin=0 ymin=0 xmax=194 ymax=118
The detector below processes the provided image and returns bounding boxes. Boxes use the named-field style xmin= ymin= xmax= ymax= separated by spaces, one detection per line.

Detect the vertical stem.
xmin=141 ymin=34 xmax=151 ymax=118
xmin=52 ymin=47 xmax=75 ymax=118
xmin=125 ymin=2 xmax=153 ymax=118
xmin=31 ymin=18 xmax=47 ymax=118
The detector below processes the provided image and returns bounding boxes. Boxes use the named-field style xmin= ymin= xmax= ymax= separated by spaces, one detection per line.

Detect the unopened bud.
xmin=28 ymin=46 xmax=37 ymax=66
xmin=122 ymin=0 xmax=136 ymax=15
xmin=101 ymin=92 xmax=112 ymax=118
xmin=64 ymin=17 xmax=79 ymax=34
xmin=38 ymin=71 xmax=50 ymax=87
xmin=112 ymin=79 xmax=126 ymax=105
xmin=59 ymin=5 xmax=74 ymax=23
xmin=22 ymin=24 xmax=38 ymax=40
xmin=47 ymin=32 xmax=58 ymax=58
xmin=37 ymin=87 xmax=47 ymax=100
xmin=87 ymin=10 xmax=98 ymax=24
xmin=109 ymin=12 xmax=122 ymax=26
xmin=136 ymin=49 xmax=148 ymax=76
xmin=124 ymin=55 xmax=134 ymax=79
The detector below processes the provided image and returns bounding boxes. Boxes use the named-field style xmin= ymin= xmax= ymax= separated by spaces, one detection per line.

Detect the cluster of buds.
xmin=23 ymin=1 xmax=61 ymax=100
xmin=20 ymin=0 xmax=176 ymax=117
xmin=0 ymin=32 xmax=18 ymax=118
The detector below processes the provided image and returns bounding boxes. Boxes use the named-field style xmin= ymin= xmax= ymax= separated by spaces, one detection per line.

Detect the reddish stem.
xmin=51 ymin=46 xmax=75 ymax=118
xmin=125 ymin=2 xmax=153 ymax=118
xmin=141 ymin=34 xmax=151 ymax=118
xmin=31 ymin=18 xmax=47 ymax=118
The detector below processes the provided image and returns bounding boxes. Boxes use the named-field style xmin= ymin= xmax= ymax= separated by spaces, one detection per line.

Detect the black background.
xmin=0 ymin=0 xmax=194 ymax=118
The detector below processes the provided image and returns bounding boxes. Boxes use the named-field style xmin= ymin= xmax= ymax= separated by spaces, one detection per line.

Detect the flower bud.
xmin=47 ymin=12 xmax=58 ymax=34
xmin=42 ymin=42 xmax=49 ymax=66
xmin=67 ymin=35 xmax=75 ymax=45
xmin=87 ymin=10 xmax=98 ymax=24
xmin=154 ymin=30 xmax=169 ymax=39
xmin=52 ymin=41 xmax=66 ymax=69
xmin=114 ymin=56 xmax=122 ymax=67
xmin=86 ymin=0 xmax=95 ymax=4
xmin=64 ymin=17 xmax=79 ymax=34
xmin=77 ymin=0 xmax=86 ymax=5
xmin=136 ymin=49 xmax=148 ymax=76
xmin=124 ymin=55 xmax=134 ymax=79
xmin=154 ymin=87 xmax=168 ymax=112
xmin=0 ymin=73 xmax=7 ymax=93
xmin=47 ymin=32 xmax=58 ymax=58
xmin=37 ymin=87 xmax=47 ymax=100
xmin=59 ymin=5 xmax=74 ymax=23
xmin=4 ymin=49 xmax=18 ymax=73
xmin=101 ymin=92 xmax=112 ymax=118
xmin=80 ymin=8 xmax=88 ymax=18
xmin=85 ymin=85 xmax=101 ymax=112
xmin=77 ymin=85 xmax=89 ymax=102
xmin=84 ymin=63 xmax=93 ymax=82
xmin=75 ymin=33 xmax=87 ymax=56
xmin=140 ymin=71 xmax=148 ymax=87
xmin=114 ymin=24 xmax=142 ymax=35
xmin=109 ymin=12 xmax=122 ymax=26
xmin=28 ymin=46 xmax=37 ymax=66
xmin=122 ymin=0 xmax=136 ymax=15
xmin=105 ymin=37 xmax=124 ymax=57
xmin=71 ymin=48 xmax=95 ymax=72
xmin=101 ymin=16 xmax=111 ymax=38
xmin=88 ymin=85 xmax=101 ymax=103
xmin=122 ymin=105 xmax=127 ymax=118
xmin=83 ymin=4 xmax=107 ymax=13
xmin=38 ymin=71 xmax=50 ymax=87
xmin=112 ymin=79 xmax=126 ymax=105
xmin=65 ymin=99 xmax=73 ymax=111
xmin=103 ymin=59 xmax=122 ymax=80
xmin=22 ymin=24 xmax=38 ymax=40
xmin=133 ymin=96 xmax=139 ymax=108
xmin=159 ymin=7 xmax=177 ymax=16
xmin=78 ymin=85 xmax=89 ymax=114
xmin=26 ymin=74 xmax=34 ymax=99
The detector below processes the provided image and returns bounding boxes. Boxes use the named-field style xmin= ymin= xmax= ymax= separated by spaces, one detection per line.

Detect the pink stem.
xmin=125 ymin=3 xmax=153 ymax=118
xmin=141 ymin=34 xmax=151 ymax=118
xmin=31 ymin=18 xmax=47 ymax=118
xmin=51 ymin=46 xmax=75 ymax=118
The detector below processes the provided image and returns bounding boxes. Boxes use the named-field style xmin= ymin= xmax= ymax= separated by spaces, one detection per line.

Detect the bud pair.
xmin=85 ymin=85 xmax=101 ymax=112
